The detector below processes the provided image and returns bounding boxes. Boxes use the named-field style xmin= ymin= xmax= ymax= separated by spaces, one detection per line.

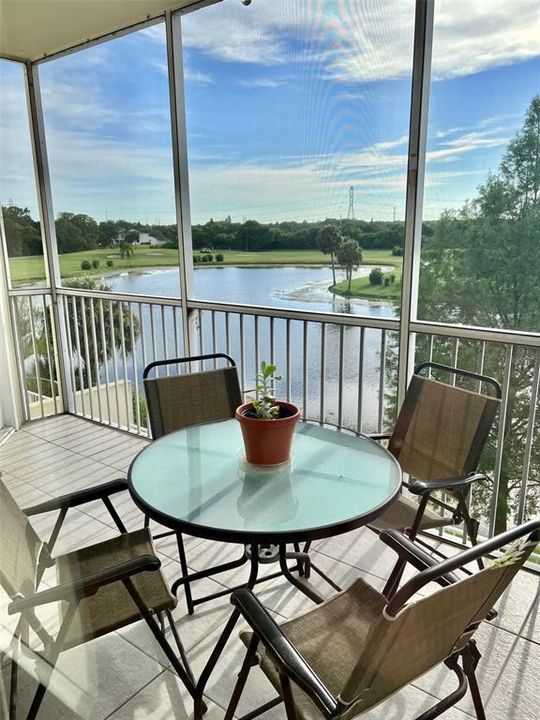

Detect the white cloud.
xmin=184 ymin=68 xmax=214 ymax=85
xmin=182 ymin=0 xmax=539 ymax=83
xmin=237 ymin=77 xmax=286 ymax=89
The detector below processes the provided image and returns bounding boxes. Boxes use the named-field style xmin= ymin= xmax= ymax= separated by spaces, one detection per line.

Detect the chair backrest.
xmin=388 ymin=364 xmax=501 ymax=481
xmin=340 ymin=521 xmax=539 ymax=711
xmin=143 ymin=353 xmax=242 ymax=439
xmin=0 ymin=479 xmax=42 ymax=598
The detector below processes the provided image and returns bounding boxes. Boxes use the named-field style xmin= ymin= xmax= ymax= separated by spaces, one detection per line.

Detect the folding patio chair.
xmin=224 ymin=519 xmax=539 ymax=720
xmin=0 ymin=479 xmax=196 ymax=720
xmin=143 ymin=352 xmax=245 ymax=614
xmin=368 ymin=362 xmax=501 ymax=593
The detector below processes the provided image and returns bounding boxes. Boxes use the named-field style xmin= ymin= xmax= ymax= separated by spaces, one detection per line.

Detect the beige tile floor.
xmin=0 ymin=415 xmax=538 ymax=720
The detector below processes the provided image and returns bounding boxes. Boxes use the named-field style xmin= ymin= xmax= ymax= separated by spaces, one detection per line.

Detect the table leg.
xmin=279 ymin=544 xmax=325 ymax=605
xmin=194 ymin=547 xmax=260 ymax=719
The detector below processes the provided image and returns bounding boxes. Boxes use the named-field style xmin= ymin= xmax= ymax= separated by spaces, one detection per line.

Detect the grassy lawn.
xmin=9 ymin=246 xmax=402 ymax=295
xmin=330 ymin=257 xmax=402 ymax=300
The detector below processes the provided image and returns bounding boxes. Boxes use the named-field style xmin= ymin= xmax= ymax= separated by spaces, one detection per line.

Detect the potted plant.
xmin=236 ymin=361 xmax=300 ymax=465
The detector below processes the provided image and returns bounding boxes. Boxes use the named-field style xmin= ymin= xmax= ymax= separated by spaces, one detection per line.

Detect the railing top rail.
xmin=9 ymin=286 xmax=540 ymax=346
xmin=411 ymin=319 xmax=540 ymax=348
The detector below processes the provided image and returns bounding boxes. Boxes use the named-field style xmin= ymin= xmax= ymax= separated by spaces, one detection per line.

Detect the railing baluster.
xmin=139 ymin=304 xmax=148 ymax=372
xmin=12 ymin=297 xmax=30 ymax=421
xmin=98 ymin=298 xmax=112 ymax=426
xmin=129 ymin=302 xmax=141 ymax=435
xmin=27 ymin=296 xmax=44 ymax=418
xmin=490 ymin=344 xmax=514 ymax=536
xmin=212 ymin=310 xmax=217 ymax=367
xmin=337 ymin=325 xmax=344 ymax=428
xmin=118 ymin=300 xmax=131 ymax=431
xmin=173 ymin=305 xmax=181 ymax=367
xmin=286 ymin=318 xmax=291 ymax=403
xmin=225 ymin=312 xmax=231 ymax=357
xmin=302 ymin=321 xmax=308 ymax=419
xmin=378 ymin=330 xmax=386 ymax=433
xmin=451 ymin=337 xmax=459 ymax=385
xmin=356 ymin=327 xmax=365 ymax=433
xmin=319 ymin=323 xmax=326 ymax=423
xmin=517 ymin=348 xmax=540 ymax=524
xmin=41 ymin=295 xmax=58 ymax=414
xmin=239 ymin=314 xmax=246 ymax=393
xmin=254 ymin=315 xmax=259 ymax=380
xmin=80 ymin=297 xmax=95 ymax=420
xmin=270 ymin=316 xmax=275 ymax=365
xmin=108 ymin=299 xmax=121 ymax=427
xmin=63 ymin=295 xmax=78 ymax=416
xmin=476 ymin=340 xmax=486 ymax=394
xmin=150 ymin=305 xmax=157 ymax=368
xmin=161 ymin=305 xmax=169 ymax=375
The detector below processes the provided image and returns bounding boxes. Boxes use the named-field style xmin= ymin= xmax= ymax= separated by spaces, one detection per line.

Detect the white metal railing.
xmin=8 ymin=285 xmax=539 ymax=545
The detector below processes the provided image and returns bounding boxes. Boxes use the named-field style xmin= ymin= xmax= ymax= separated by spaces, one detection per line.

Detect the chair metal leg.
xmin=462 ymin=641 xmax=486 ymax=720
xmin=102 ymin=496 xmax=127 ymax=533
xmin=194 ymin=550 xmax=261 ymax=720
xmin=280 ymin=673 xmax=298 ymax=720
xmin=224 ymin=635 xmax=259 ymax=720
xmin=383 ymin=495 xmax=429 ymax=599
xmin=176 ymin=533 xmax=195 ymax=615
xmin=9 ymin=652 xmax=18 ymax=720
xmin=414 ymin=653 xmax=468 ymax=720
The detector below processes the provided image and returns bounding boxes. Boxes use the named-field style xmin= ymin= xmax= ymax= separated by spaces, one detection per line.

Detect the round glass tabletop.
xmin=128 ymin=420 xmax=402 ymax=543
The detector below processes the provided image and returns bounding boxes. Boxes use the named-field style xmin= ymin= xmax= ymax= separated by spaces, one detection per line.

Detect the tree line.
xmin=2 ymin=206 xmax=422 ymax=257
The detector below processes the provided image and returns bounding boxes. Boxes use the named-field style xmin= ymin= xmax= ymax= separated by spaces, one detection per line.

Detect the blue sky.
xmin=1 ymin=0 xmax=539 ymax=224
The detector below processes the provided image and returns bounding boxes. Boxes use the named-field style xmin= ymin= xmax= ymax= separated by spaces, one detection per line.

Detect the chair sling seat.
xmin=56 ymin=528 xmax=175 ymax=649
xmin=241 ymin=577 xmax=386 ymax=720
xmin=368 ymin=494 xmax=449 ymax=533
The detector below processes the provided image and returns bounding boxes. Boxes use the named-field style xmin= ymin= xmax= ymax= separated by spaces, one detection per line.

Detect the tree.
xmin=119 ymin=239 xmax=135 ymax=264
xmin=419 ymin=94 xmax=540 ymax=532
xmin=1 ymin=205 xmax=42 ymax=257
xmin=55 ymin=213 xmax=99 ymax=253
xmin=317 ymin=224 xmax=342 ymax=285
xmin=18 ymin=277 xmax=140 ymax=395
xmin=336 ymin=238 xmax=362 ymax=294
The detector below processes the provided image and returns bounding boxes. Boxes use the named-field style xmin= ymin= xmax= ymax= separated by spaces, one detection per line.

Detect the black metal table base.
xmin=189 ymin=542 xmax=340 ymax=719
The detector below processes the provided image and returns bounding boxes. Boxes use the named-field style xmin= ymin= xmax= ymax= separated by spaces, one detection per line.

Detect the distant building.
xmin=113 ymin=229 xmax=167 ymax=247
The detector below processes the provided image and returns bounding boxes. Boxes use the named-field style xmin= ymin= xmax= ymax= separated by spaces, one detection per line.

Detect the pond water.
xmin=105 ymin=264 xmax=398 ymax=320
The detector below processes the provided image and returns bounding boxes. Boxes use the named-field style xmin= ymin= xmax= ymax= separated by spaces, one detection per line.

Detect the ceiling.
xmin=0 ymin=0 xmax=209 ymax=62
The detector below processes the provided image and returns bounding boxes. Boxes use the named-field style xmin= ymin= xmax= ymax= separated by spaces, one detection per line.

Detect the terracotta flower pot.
xmin=235 ymin=401 xmax=300 ymax=465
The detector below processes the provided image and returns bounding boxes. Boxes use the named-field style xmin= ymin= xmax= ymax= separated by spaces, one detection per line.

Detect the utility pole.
xmin=347 ymin=186 xmax=355 ymax=220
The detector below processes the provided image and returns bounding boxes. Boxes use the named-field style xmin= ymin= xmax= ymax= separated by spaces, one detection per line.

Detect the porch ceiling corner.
xmin=0 ymin=0 xmax=204 ymax=62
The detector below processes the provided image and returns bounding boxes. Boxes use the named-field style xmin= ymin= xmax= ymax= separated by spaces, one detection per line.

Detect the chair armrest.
xmin=231 ymin=588 xmax=340 ymax=717
xmin=408 ymin=473 xmax=486 ymax=496
xmin=8 ymin=554 xmax=160 ymax=614
xmin=23 ymin=478 xmax=128 ymax=516
xmin=368 ymin=433 xmax=392 ymax=442
xmin=379 ymin=530 xmax=458 ymax=586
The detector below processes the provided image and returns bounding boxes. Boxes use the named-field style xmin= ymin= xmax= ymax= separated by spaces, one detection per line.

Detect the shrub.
xmin=216 ymin=253 xmax=224 ymax=262
xmin=80 ymin=260 xmax=91 ymax=270
xmin=384 ymin=276 xmax=390 ymax=287
xmin=369 ymin=267 xmax=384 ymax=285
xmin=201 ymin=255 xmax=209 ymax=263
xmin=206 ymin=253 xmax=213 ymax=262
xmin=193 ymin=255 xmax=201 ymax=264
xmin=390 ymin=274 xmax=396 ymax=284
xmin=92 ymin=259 xmax=100 ymax=269
xmin=106 ymin=259 xmax=114 ymax=268
xmin=392 ymin=246 xmax=403 ymax=256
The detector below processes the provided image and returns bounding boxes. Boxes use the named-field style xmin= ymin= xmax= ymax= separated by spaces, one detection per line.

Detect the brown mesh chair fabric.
xmin=144 ymin=365 xmax=242 ymax=439
xmin=370 ymin=373 xmax=500 ymax=534
xmin=56 ymin=528 xmax=175 ymax=649
xmin=0 ymin=480 xmax=43 ymax=597
xmin=388 ymin=376 xmax=499 ymax=482
xmin=241 ymin=529 xmax=537 ymax=720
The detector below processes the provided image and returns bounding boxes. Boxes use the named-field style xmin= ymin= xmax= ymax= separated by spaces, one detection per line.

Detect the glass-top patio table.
xmin=129 ymin=419 xmax=401 ymax=543
xmin=128 ymin=418 xmax=401 ymax=712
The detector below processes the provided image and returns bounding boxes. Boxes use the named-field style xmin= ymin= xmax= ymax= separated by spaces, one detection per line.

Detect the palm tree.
xmin=317 ymin=224 xmax=342 ymax=286
xmin=336 ymin=238 xmax=362 ymax=295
